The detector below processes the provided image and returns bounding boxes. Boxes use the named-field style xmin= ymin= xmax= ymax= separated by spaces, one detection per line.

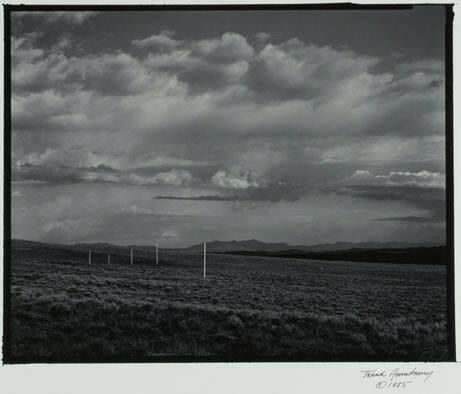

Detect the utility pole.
xmin=130 ymin=248 xmax=133 ymax=266
xmin=156 ymin=243 xmax=159 ymax=265
xmin=89 ymin=249 xmax=91 ymax=265
xmin=108 ymin=253 xmax=110 ymax=265
xmin=203 ymin=241 xmax=206 ymax=279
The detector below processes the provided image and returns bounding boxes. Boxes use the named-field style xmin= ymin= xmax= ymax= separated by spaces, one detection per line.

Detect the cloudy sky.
xmin=11 ymin=7 xmax=447 ymax=247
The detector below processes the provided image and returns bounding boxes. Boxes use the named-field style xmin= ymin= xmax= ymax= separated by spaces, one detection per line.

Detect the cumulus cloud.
xmin=345 ymin=170 xmax=445 ymax=189
xmin=13 ymin=148 xmax=122 ymax=174
xmin=72 ymin=53 xmax=157 ymax=96
xmin=254 ymin=32 xmax=271 ymax=43
xmin=12 ymin=33 xmax=44 ymax=64
xmin=12 ymin=34 xmax=179 ymax=96
xmin=140 ymin=32 xmax=255 ymax=91
xmin=132 ymin=30 xmax=180 ymax=52
xmin=193 ymin=32 xmax=254 ymax=63
xmin=141 ymin=169 xmax=193 ymax=186
xmin=246 ymin=38 xmax=381 ymax=101
xmin=180 ymin=59 xmax=249 ymax=91
xmin=12 ymin=29 xmax=445 ymax=150
xmin=211 ymin=170 xmax=259 ymax=189
xmin=14 ymin=11 xmax=99 ymax=25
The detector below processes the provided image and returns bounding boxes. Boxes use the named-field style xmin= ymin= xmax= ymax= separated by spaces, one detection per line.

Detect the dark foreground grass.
xmin=8 ymin=241 xmax=449 ymax=361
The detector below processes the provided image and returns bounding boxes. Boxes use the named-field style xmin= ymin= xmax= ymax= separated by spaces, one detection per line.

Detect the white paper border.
xmin=1 ymin=1 xmax=459 ymax=393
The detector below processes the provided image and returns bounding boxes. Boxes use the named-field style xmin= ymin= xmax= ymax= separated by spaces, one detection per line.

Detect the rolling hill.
xmin=185 ymin=239 xmax=441 ymax=253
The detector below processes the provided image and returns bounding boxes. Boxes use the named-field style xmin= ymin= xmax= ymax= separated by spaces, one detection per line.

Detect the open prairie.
xmin=9 ymin=240 xmax=448 ymax=361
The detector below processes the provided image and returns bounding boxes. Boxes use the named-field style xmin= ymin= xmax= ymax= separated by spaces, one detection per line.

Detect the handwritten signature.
xmin=360 ymin=368 xmax=434 ymax=390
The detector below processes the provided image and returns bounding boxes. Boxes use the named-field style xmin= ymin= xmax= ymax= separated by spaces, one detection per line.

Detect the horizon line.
xmin=10 ymin=237 xmax=446 ymax=250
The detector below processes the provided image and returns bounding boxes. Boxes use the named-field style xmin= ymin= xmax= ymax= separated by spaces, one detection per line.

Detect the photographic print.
xmin=4 ymin=4 xmax=454 ymax=362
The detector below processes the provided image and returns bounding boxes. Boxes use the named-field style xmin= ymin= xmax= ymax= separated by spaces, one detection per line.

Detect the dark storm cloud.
xmin=13 ymin=162 xmax=194 ymax=187
xmin=334 ymin=184 xmax=446 ymax=221
xmin=88 ymin=164 xmax=120 ymax=174
xmin=13 ymin=163 xmax=83 ymax=185
xmin=372 ymin=216 xmax=442 ymax=224
xmin=155 ymin=195 xmax=243 ymax=201
xmin=180 ymin=60 xmax=248 ymax=92
xmin=327 ymin=170 xmax=446 ymax=225
xmin=155 ymin=181 xmax=312 ymax=203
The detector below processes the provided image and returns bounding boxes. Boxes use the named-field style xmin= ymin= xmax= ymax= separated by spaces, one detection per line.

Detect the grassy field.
xmin=8 ymin=240 xmax=449 ymax=361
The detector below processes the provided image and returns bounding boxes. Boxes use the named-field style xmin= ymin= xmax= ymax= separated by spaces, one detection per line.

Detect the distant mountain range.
xmin=12 ymin=238 xmax=443 ymax=254
xmin=12 ymin=239 xmax=157 ymax=254
xmin=186 ymin=239 xmax=442 ymax=253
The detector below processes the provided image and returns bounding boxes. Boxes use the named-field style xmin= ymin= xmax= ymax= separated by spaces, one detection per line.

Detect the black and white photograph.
xmin=4 ymin=4 xmax=455 ymax=364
